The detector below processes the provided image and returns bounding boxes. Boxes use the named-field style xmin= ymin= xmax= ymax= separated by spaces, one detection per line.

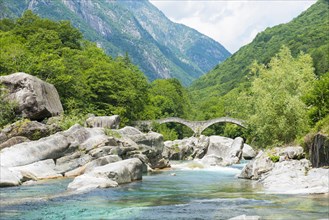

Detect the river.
xmin=0 ymin=161 xmax=328 ymax=219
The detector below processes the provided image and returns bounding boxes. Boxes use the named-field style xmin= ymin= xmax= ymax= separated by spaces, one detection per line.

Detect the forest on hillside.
xmin=188 ymin=0 xmax=329 ymax=147
xmin=0 ymin=11 xmax=191 ymax=136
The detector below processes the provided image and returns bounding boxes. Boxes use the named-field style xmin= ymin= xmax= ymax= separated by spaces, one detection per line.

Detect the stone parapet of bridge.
xmin=135 ymin=117 xmax=246 ymax=136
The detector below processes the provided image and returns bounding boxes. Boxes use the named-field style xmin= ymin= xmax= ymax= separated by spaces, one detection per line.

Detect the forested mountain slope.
xmin=0 ymin=11 xmax=194 ymax=129
xmin=0 ymin=0 xmax=230 ymax=85
xmin=190 ymin=0 xmax=328 ymax=107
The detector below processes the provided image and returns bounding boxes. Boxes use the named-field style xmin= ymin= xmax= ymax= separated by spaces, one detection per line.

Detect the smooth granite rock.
xmin=259 ymin=159 xmax=329 ymax=194
xmin=11 ymin=159 xmax=62 ymax=180
xmin=162 ymin=136 xmax=210 ymax=161
xmin=239 ymin=147 xmax=329 ymax=194
xmin=242 ymin=144 xmax=257 ymax=159
xmin=85 ymin=115 xmax=120 ymax=129
xmin=0 ymin=166 xmax=23 ymax=187
xmin=67 ymin=158 xmax=143 ymax=191
xmin=239 ymin=151 xmax=274 ymax=180
xmin=201 ymin=136 xmax=244 ymax=166
xmin=0 ymin=133 xmax=69 ymax=167
xmin=0 ymin=136 xmax=30 ymax=150
xmin=0 ymin=72 xmax=63 ymax=120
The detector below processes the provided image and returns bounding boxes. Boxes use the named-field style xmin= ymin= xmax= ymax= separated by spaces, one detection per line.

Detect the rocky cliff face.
xmin=307 ymin=133 xmax=329 ymax=168
xmin=119 ymin=1 xmax=230 ymax=77
xmin=0 ymin=0 xmax=230 ymax=85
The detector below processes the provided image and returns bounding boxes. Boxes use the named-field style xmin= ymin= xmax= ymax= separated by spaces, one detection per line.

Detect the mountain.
xmin=0 ymin=0 xmax=230 ymax=85
xmin=190 ymin=0 xmax=328 ymax=106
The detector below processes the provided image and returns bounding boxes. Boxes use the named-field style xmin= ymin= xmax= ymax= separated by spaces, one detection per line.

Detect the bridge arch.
xmin=155 ymin=117 xmax=199 ymax=134
xmin=136 ymin=117 xmax=245 ymax=136
xmin=198 ymin=117 xmax=246 ymax=134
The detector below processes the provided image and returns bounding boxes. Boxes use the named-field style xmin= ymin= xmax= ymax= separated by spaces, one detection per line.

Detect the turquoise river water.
xmin=0 ymin=161 xmax=328 ymax=220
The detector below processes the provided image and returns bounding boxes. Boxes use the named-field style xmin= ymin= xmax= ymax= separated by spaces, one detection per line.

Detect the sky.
xmin=150 ymin=0 xmax=316 ymax=53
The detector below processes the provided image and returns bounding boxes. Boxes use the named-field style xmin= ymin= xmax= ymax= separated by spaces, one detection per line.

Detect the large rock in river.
xmin=0 ymin=124 xmax=168 ymax=187
xmin=239 ymin=150 xmax=274 ymax=180
xmin=116 ymin=127 xmax=168 ymax=169
xmin=10 ymin=159 xmax=62 ymax=180
xmin=239 ymin=146 xmax=329 ymax=194
xmin=239 ymin=146 xmax=305 ymax=180
xmin=0 ymin=166 xmax=23 ymax=187
xmin=0 ymin=72 xmax=63 ymax=120
xmin=259 ymin=159 xmax=329 ymax=194
xmin=201 ymin=136 xmax=244 ymax=166
xmin=0 ymin=124 xmax=92 ymax=168
xmin=163 ymin=136 xmax=209 ymax=160
xmin=0 ymin=133 xmax=69 ymax=168
xmin=67 ymin=158 xmax=143 ymax=191
xmin=242 ymin=144 xmax=257 ymax=159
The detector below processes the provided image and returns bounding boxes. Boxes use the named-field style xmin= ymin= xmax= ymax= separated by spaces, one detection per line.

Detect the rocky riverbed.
xmin=0 ymin=118 xmax=250 ymax=190
xmin=1 ymin=117 xmax=328 ymax=196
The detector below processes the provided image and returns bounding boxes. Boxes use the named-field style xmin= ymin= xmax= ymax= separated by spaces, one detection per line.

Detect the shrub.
xmin=56 ymin=113 xmax=88 ymax=131
xmin=268 ymin=154 xmax=280 ymax=163
xmin=0 ymin=85 xmax=17 ymax=128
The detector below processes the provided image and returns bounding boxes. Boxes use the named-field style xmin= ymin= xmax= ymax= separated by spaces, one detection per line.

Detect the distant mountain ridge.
xmin=0 ymin=0 xmax=231 ymax=85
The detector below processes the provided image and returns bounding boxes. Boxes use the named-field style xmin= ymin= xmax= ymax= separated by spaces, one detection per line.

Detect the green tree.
xmin=0 ymin=32 xmax=31 ymax=73
xmin=143 ymin=78 xmax=193 ymax=139
xmin=0 ymin=12 xmax=149 ymax=126
xmin=84 ymin=56 xmax=148 ymax=124
xmin=0 ymin=84 xmax=17 ymax=128
xmin=248 ymin=46 xmax=315 ymax=147
xmin=144 ymin=78 xmax=191 ymax=119
xmin=304 ymin=72 xmax=329 ymax=124
xmin=190 ymin=0 xmax=329 ymax=120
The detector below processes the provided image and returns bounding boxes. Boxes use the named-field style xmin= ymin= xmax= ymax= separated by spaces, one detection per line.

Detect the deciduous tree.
xmin=248 ymin=46 xmax=315 ymax=147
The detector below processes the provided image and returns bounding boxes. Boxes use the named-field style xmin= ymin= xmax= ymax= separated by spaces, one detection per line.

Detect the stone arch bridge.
xmin=135 ymin=117 xmax=246 ymax=136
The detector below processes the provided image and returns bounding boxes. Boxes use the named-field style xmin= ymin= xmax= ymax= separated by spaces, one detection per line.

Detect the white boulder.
xmin=10 ymin=159 xmax=62 ymax=180
xmin=242 ymin=144 xmax=257 ymax=159
xmin=201 ymin=136 xmax=244 ymax=166
xmin=85 ymin=115 xmax=120 ymax=129
xmin=67 ymin=158 xmax=143 ymax=191
xmin=0 ymin=166 xmax=23 ymax=187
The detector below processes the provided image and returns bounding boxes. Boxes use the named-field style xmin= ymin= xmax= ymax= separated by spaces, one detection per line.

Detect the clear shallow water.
xmin=0 ymin=161 xmax=328 ymax=220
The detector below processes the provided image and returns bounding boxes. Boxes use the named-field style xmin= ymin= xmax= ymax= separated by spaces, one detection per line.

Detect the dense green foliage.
xmin=143 ymin=78 xmax=191 ymax=120
xmin=0 ymin=0 xmax=230 ymax=85
xmin=142 ymin=78 xmax=193 ymax=140
xmin=0 ymin=85 xmax=17 ymax=128
xmin=247 ymin=47 xmax=315 ymax=147
xmin=304 ymin=72 xmax=329 ymax=124
xmin=186 ymin=0 xmax=329 ymax=145
xmin=190 ymin=0 xmax=329 ymax=119
xmin=0 ymin=11 xmax=149 ymax=124
xmin=313 ymin=115 xmax=329 ymax=134
xmin=0 ymin=11 xmax=193 ymax=129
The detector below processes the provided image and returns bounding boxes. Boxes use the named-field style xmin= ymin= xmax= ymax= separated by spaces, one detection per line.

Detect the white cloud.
xmin=150 ymin=0 xmax=316 ymax=53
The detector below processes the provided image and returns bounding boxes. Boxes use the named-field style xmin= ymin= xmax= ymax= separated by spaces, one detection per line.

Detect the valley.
xmin=0 ymin=1 xmax=328 ymax=219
